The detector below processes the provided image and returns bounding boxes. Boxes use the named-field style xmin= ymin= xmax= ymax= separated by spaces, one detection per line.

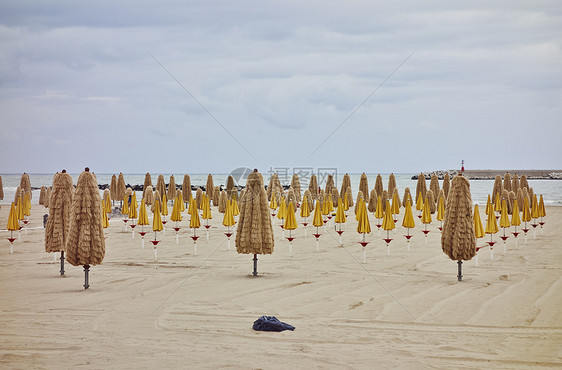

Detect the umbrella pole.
xmin=524 ymin=221 xmax=528 ymax=243
xmin=194 ymin=229 xmax=197 ymax=256
xmin=407 ymin=228 xmax=411 ymax=251
xmin=60 ymin=251 xmax=65 ymax=276
xmin=362 ymin=233 xmax=366 ymax=263
xmin=490 ymin=233 xmax=494 ymax=261
xmin=10 ymin=230 xmax=14 ymax=254
xmin=289 ymin=230 xmax=293 ymax=256
xmin=514 ymin=225 xmax=518 ymax=247
xmin=83 ymin=265 xmax=90 ymax=289
xmin=253 ymin=254 xmax=258 ymax=276
xmin=503 ymin=228 xmax=507 ymax=254
xmin=457 ymin=260 xmax=463 ymax=281
xmin=206 ymin=219 xmax=209 ymax=240
xmin=387 ymin=230 xmax=390 ymax=256
xmin=424 ymin=224 xmax=428 ymax=246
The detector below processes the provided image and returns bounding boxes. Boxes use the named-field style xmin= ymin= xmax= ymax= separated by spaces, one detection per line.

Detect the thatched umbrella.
xmin=20 ymin=173 xmax=32 ymax=199
xmin=426 ymin=189 xmax=436 ymax=214
xmin=12 ymin=186 xmax=20 ymax=203
xmin=501 ymin=189 xmax=512 ymax=214
xmin=324 ymin=174 xmax=335 ymax=198
xmin=235 ymin=170 xmax=274 ymax=276
xmin=508 ymin=191 xmax=516 ymax=214
xmin=151 ymin=190 xmax=160 ymax=212
xmin=380 ymin=190 xmax=388 ymax=212
xmin=331 ymin=187 xmax=339 ymax=205
xmin=429 ymin=174 xmax=440 ymax=205
xmin=368 ymin=189 xmax=377 ymax=213
xmin=144 ymin=185 xmax=154 ymax=206
xmin=520 ymin=174 xmax=529 ymax=191
xmin=45 ymin=171 xmax=73 ymax=274
xmin=340 ymin=173 xmax=351 ymax=200
xmin=266 ymin=173 xmax=277 ymax=200
xmin=443 ymin=173 xmax=450 ymax=200
xmin=182 ymin=174 xmax=191 ymax=206
xmin=308 ymin=174 xmax=319 ymax=200
xmin=374 ymin=174 xmax=383 ymax=200
xmin=205 ymin=174 xmax=214 ymax=199
xmin=359 ymin=173 xmax=369 ymax=204
xmin=218 ymin=190 xmax=228 ymax=213
xmin=415 ymin=173 xmax=427 ymax=204
xmin=66 ymin=168 xmax=105 ymax=289
xmin=143 ymin=173 xmax=152 ymax=199
xmin=156 ymin=175 xmax=166 ymax=203
xmin=441 ymin=174 xmax=476 ymax=281
xmin=503 ymin=173 xmax=512 ymax=193
xmin=511 ymin=174 xmax=520 ymax=194
xmin=39 ymin=186 xmax=47 ymax=206
xmin=286 ymin=187 xmax=297 ymax=211
xmin=195 ymin=188 xmax=203 ymax=209
xmin=167 ymin=175 xmax=177 ymax=204
xmin=117 ymin=173 xmax=126 ymax=207
xmin=491 ymin=175 xmax=503 ymax=204
xmin=291 ymin=174 xmax=302 ymax=203
xmin=346 ymin=186 xmax=354 ymax=208
xmin=45 ymin=187 xmax=52 ymax=208
xmin=303 ymin=189 xmax=314 ymax=211
xmin=387 ymin=173 xmax=397 ymax=200
xmin=110 ymin=174 xmax=117 ymax=204
xmin=212 ymin=186 xmax=220 ymax=206
xmin=226 ymin=175 xmax=236 ymax=199
xmin=516 ymin=188 xmax=524 ymax=213
xmin=402 ymin=187 xmax=412 ymax=208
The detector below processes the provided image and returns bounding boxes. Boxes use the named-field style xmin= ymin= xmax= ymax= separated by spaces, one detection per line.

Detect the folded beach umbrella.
xmin=300 ymin=193 xmax=311 ymax=237
xmin=485 ymin=199 xmax=499 ymax=259
xmin=368 ymin=189 xmax=377 ymax=214
xmin=45 ymin=171 xmax=73 ymax=272
xmin=491 ymin=175 xmax=503 ymax=204
xmin=129 ymin=192 xmax=138 ymax=220
xmin=23 ymin=192 xmax=31 ymax=217
xmin=499 ymin=199 xmax=511 ymax=251
xmin=102 ymin=201 xmax=109 ymax=229
xmin=382 ymin=200 xmax=395 ymax=254
xmin=235 ymin=170 xmax=274 ymax=275
xmin=103 ymin=190 xmax=111 ymax=214
xmin=144 ymin=186 xmax=154 ymax=206
xmin=110 ymin=174 xmax=117 ymax=204
xmin=415 ymin=173 xmax=427 ymax=204
xmin=291 ymin=174 xmax=302 ymax=203
xmin=485 ymin=194 xmax=493 ymax=217
xmin=402 ymin=200 xmax=415 ymax=248
xmin=359 ymin=173 xmax=369 ymax=203
xmin=530 ymin=194 xmax=540 ymax=239
xmin=391 ymin=190 xmax=400 ymax=220
xmin=177 ymin=190 xmax=186 ymax=212
xmin=493 ymin=192 xmax=502 ymax=216
xmin=156 ymin=175 xmax=166 ymax=203
xmin=232 ymin=194 xmax=240 ymax=217
xmin=202 ymin=194 xmax=212 ymax=239
xmin=269 ymin=192 xmax=278 ymax=216
xmin=503 ymin=173 xmax=512 ymax=193
xmin=219 ymin=190 xmax=228 ymax=213
xmin=342 ymin=189 xmax=349 ymax=211
xmin=170 ymin=194 xmax=183 ymax=243
xmin=7 ymin=203 xmax=19 ymax=253
xmin=429 ymin=174 xmax=440 ymax=205
xmin=441 ymin=174 xmax=476 ymax=281
xmin=334 ymin=197 xmax=346 ymax=245
xmin=387 ymin=173 xmax=397 ymax=199
xmin=39 ymin=186 xmax=46 ymax=206
xmin=340 ymin=173 xmax=351 ymax=200
xmin=415 ymin=192 xmax=423 ymax=219
xmin=205 ymin=174 xmax=214 ymax=200
xmin=182 ymin=174 xmax=191 ymax=206
xmin=223 ymin=198 xmax=236 ymax=249
xmin=511 ymin=199 xmax=521 ymax=245
xmin=402 ymin=187 xmax=412 ymax=208
xmin=521 ymin=196 xmax=531 ymax=242
xmin=538 ymin=194 xmax=546 ymax=230
xmin=311 ymin=197 xmax=324 ymax=249
xmin=436 ymin=195 xmax=445 ymax=231
xmin=19 ymin=173 xmax=32 ymax=199
xmin=308 ymin=174 xmax=319 ymax=200
xmin=357 ymin=199 xmax=371 ymax=262
xmin=137 ymin=199 xmax=150 ymax=247
xmin=421 ymin=197 xmax=432 ymax=244
xmin=121 ymin=194 xmax=129 ymax=217
xmin=472 ymin=204 xmax=485 ymax=266
xmin=442 ymin=173 xmax=450 ymax=200
xmin=150 ymin=198 xmax=164 ymax=259
xmin=0 ymin=175 xmax=3 ymax=202
xmin=117 ymin=173 xmax=126 ymax=206
xmin=284 ymin=202 xmax=297 ymax=255
xmin=161 ymin=194 xmax=169 ymax=226
xmin=374 ymin=174 xmax=383 ymax=199
xmin=189 ymin=196 xmax=202 ymax=253
xmin=66 ymin=168 xmax=106 ymax=289
xmin=16 ymin=195 xmax=24 ymax=221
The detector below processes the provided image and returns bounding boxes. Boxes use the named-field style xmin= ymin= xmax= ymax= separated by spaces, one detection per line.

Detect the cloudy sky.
xmin=1 ymin=1 xmax=561 ymax=174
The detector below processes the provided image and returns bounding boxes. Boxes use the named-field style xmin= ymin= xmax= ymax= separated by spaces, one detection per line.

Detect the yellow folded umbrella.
xmin=374 ymin=196 xmax=384 ymax=219
xmin=473 ymin=204 xmax=485 ymax=239
xmin=104 ymin=195 xmax=112 ymax=214
xmin=128 ymin=192 xmax=138 ymax=219
xmin=521 ymin=197 xmax=531 ymax=222
xmin=269 ymin=194 xmax=278 ymax=210
xmin=334 ymin=197 xmax=346 ymax=224
xmin=421 ymin=198 xmax=432 ymax=225
xmin=7 ymin=202 xmax=19 ymax=231
xmin=222 ymin=198 xmax=235 ymax=227
xmin=170 ymin=195 xmax=182 ymax=222
xmin=277 ymin=197 xmax=287 ymax=220
xmin=328 ymin=194 xmax=334 ymax=213
xmin=202 ymin=194 xmax=212 ymax=221
xmin=284 ymin=202 xmax=297 ymax=231
xmin=102 ymin=201 xmax=109 ymax=228
xmin=343 ymin=190 xmax=349 ymax=211
xmin=382 ymin=200 xmax=395 ymax=231
xmin=391 ymin=191 xmax=400 ymax=215
xmin=138 ymin=199 xmax=150 ymax=226
xmin=177 ymin=191 xmax=185 ymax=212
xmin=121 ymin=195 xmax=129 ymax=216
xmin=300 ymin=195 xmax=310 ymax=218
xmin=402 ymin=200 xmax=415 ymax=229
xmin=485 ymin=194 xmax=493 ymax=215
xmin=312 ymin=199 xmax=323 ymax=228
xmin=499 ymin=199 xmax=510 ymax=229
xmin=531 ymin=194 xmax=539 ymax=219
xmin=511 ymin=199 xmax=521 ymax=226
xmin=152 ymin=199 xmax=164 ymax=232
xmin=23 ymin=192 xmax=31 ymax=216
xmin=190 ymin=200 xmax=201 ymax=229
xmin=188 ymin=194 xmax=197 ymax=216
xmin=415 ymin=192 xmax=423 ymax=211
xmin=16 ymin=196 xmax=24 ymax=220
xmin=436 ymin=196 xmax=445 ymax=222
xmin=485 ymin=202 xmax=499 ymax=235
xmin=321 ymin=194 xmax=330 ymax=216
xmin=161 ymin=194 xmax=169 ymax=216
xmin=232 ymin=196 xmax=239 ymax=216
xmin=538 ymin=195 xmax=546 ymax=218
xmin=493 ymin=192 xmax=502 ymax=213
xmin=356 ymin=200 xmax=371 ymax=234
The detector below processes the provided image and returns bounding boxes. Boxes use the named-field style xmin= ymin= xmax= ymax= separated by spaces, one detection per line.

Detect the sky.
xmin=1 ymin=0 xmax=561 ymax=175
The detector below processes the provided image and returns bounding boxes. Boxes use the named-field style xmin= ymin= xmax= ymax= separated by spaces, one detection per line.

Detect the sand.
xmin=0 ymin=204 xmax=561 ymax=369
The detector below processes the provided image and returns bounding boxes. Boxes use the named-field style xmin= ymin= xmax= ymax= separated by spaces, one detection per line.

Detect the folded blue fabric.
xmin=253 ymin=316 xmax=295 ymax=332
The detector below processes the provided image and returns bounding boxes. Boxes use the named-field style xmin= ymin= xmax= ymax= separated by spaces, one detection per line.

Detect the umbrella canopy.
xmin=354 ymin=191 xmax=364 ymax=216
xmin=170 ymin=195 xmax=182 ymax=222
xmin=16 ymin=195 xmax=24 ymax=220
xmin=308 ymin=174 xmax=319 ymax=200
xmin=391 ymin=190 xmax=400 ymax=216
xmin=485 ymin=194 xmax=493 ymax=216
xmin=441 ymin=175 xmax=476 ymax=261
xmin=442 ymin=173 xmax=450 ymax=200
xmin=14 ymin=186 xmax=21 ymax=203
xmin=358 ymin=173 xmax=369 ymax=203
xmin=269 ymin=192 xmax=278 ymax=210
xmin=102 ymin=203 xmax=109 ymax=228
xmin=402 ymin=187 xmax=413 ymax=208
xmin=291 ymin=174 xmax=302 ymax=202
xmin=128 ymin=192 xmax=138 ymax=219
xmin=473 ymin=205 xmax=485 ymax=239
xmin=161 ymin=194 xmax=169 ymax=216
xmin=7 ymin=202 xmax=19 ymax=231
xmin=103 ymin=190 xmax=111 ymax=214
xmin=538 ymin=195 xmax=546 ymax=218
xmin=213 ymin=186 xmax=220 ymax=207
xmin=226 ymin=175 xmax=236 ymax=199
xmin=426 ymin=190 xmax=436 ymax=214
xmin=415 ymin=192 xmax=423 ymax=212
xmin=387 ymin=173 xmax=397 ymax=199
xmin=152 ymin=199 xmax=164 ymax=232
xmin=195 ymin=188 xmax=203 ymax=209
xmin=485 ymin=201 xmax=499 ymax=235
xmin=20 ymin=173 xmax=32 ymax=199
xmin=402 ymin=200 xmax=415 ymax=229
xmin=520 ymin=174 xmax=529 ymax=191
xmin=493 ymin=192 xmax=502 ymax=213
xmin=346 ymin=186 xmax=354 ymax=208
xmin=204 ymin=174 xmax=214 ymax=198
xmin=117 ymin=173 xmax=126 ymax=203
xmin=39 ymin=186 xmax=46 ymax=206
xmin=23 ymin=192 xmax=31 ymax=216
xmin=138 ymin=199 xmax=149 ymax=226
xmin=511 ymin=199 xmax=521 ymax=226
xmin=223 ymin=198 xmax=235 ymax=227
xmin=508 ymin=191 xmax=516 ymax=214
xmin=421 ymin=198 xmax=432 ymax=224
xmin=45 ymin=172 xmax=74 ymax=254
xmin=342 ymin=189 xmax=349 ymax=211
xmin=300 ymin=194 xmax=311 ymax=218
xmin=491 ymin=175 xmax=503 ymax=204
xmin=284 ymin=202 xmax=297 ymax=231
xmin=45 ymin=187 xmax=52 ymax=208
xmin=177 ymin=190 xmax=185 ymax=212
xmin=277 ymin=196 xmax=287 ymax=220
xmin=286 ymin=187 xmax=297 ymax=211
xmin=66 ymin=169 xmax=106 ymax=266
xmin=202 ymin=194 xmax=212 ymax=221
xmin=340 ymin=173 xmax=351 ymax=199
xmin=232 ymin=195 xmax=240 ymax=216
xmin=382 ymin=200 xmax=395 ymax=231
xmin=499 ymin=199 xmax=510 ymax=229
xmin=156 ymin=175 xmax=166 ymax=202
xmin=235 ymin=170 xmax=274 ymax=255
xmin=373 ymin=174 xmax=383 ymax=199
xmin=182 ymin=174 xmax=191 ymax=203
xmin=374 ymin=196 xmax=384 ymax=219
xmin=266 ymin=173 xmax=277 ymax=201
xmin=110 ymin=174 xmax=118 ymax=201
xmin=501 ymin=189 xmax=512 ymax=214
xmin=436 ymin=195 xmax=445 ymax=222
xmin=503 ymin=173 xmax=512 ymax=193
xmin=511 ymin=174 xmax=520 ymax=194
xmin=121 ymin=194 xmax=129 ymax=216
xmin=219 ymin=190 xmax=228 ymax=213
xmin=429 ymin=174 xmax=440 ymax=204
xmin=335 ymin=197 xmax=346 ymax=224
xmin=144 ymin=186 xmax=154 ymax=206
xmin=356 ymin=200 xmax=371 ymax=234
xmin=143 ymin=173 xmax=152 ymax=199
xmin=189 ymin=201 xmax=201 ymax=228
xmin=167 ymin=175 xmax=177 ymax=202
xmin=531 ymin=194 xmax=539 ymax=219
xmin=415 ymin=173 xmax=427 ymax=204
xmin=367 ymin=189 xmax=377 ymax=213
xmin=312 ymin=198 xmax=323 ymax=228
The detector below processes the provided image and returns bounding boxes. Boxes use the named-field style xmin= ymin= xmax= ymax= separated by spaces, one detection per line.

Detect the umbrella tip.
xmin=62 ymin=169 xmax=66 ymax=173
xmin=85 ymin=167 xmax=90 ymax=172
xmin=253 ymin=168 xmax=258 ymax=172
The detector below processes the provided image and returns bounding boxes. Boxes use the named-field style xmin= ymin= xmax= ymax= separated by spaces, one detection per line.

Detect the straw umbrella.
xmin=284 ymin=202 xmax=298 ymax=255
xmin=356 ymin=199 xmax=371 ymax=262
xmin=484 ymin=198 xmax=499 ymax=260
xmin=291 ymin=174 xmax=302 ymax=203
xmin=442 ymin=173 xmax=450 ymax=200
xmin=538 ymin=194 xmax=546 ymax=231
xmin=358 ymin=173 xmax=369 ymax=204
xmin=45 ymin=171 xmax=73 ymax=272
xmin=6 ymin=203 xmax=19 ymax=253
xmin=473 ymin=204 xmax=485 ymax=267
xmin=374 ymin=174 xmax=383 ymax=200
xmin=226 ymin=175 xmax=238 ymax=199
xmin=501 ymin=189 xmax=512 ymax=215
xmin=340 ymin=173 xmax=351 ymax=200
xmin=516 ymin=188 xmax=524 ymax=214
xmin=402 ymin=187 xmax=413 ymax=208
xmin=499 ymin=199 xmax=510 ymax=253
xmin=44 ymin=187 xmax=51 ymax=208
xmin=20 ymin=173 xmax=32 ymax=199
xmin=382 ymin=200 xmax=395 ymax=255
xmin=520 ymin=174 xmax=529 ymax=191
xmin=137 ymin=199 xmax=150 ymax=247
xmin=167 ymin=175 xmax=176 ymax=204
xmin=213 ymin=186 xmax=220 ymax=207
xmin=426 ymin=189 xmax=436 ymax=214
xmin=235 ymin=170 xmax=274 ymax=275
xmin=346 ymin=186 xmax=354 ymax=208
xmin=503 ymin=173 xmax=512 ymax=193
xmin=286 ymin=187 xmax=297 ymax=212
xmin=195 ymin=188 xmax=203 ymax=209
xmin=508 ymin=191 xmax=516 ymax=214
xmin=117 ymin=173 xmax=126 ymax=207
xmin=441 ymin=174 xmax=476 ymax=281
xmin=530 ymin=194 xmax=539 ymax=239
xmin=232 ymin=193 xmax=240 ymax=217
xmin=387 ymin=173 xmax=396 ymax=199
xmin=202 ymin=194 xmax=212 ymax=239
xmin=66 ymin=169 xmax=106 ymax=289
xmin=303 ymin=189 xmax=314 ymax=211
xmin=309 ymin=174 xmax=319 ymax=200
xmin=39 ymin=186 xmax=46 ymax=206
xmin=368 ymin=189 xmax=377 ymax=214
xmin=14 ymin=186 xmax=21 ymax=204
xmin=354 ymin=191 xmax=364 ymax=216
xmin=218 ymin=190 xmax=228 ymax=213
xmin=429 ymin=174 xmax=439 ymax=205
xmin=151 ymin=198 xmax=164 ymax=259
xmin=415 ymin=173 xmax=427 ymax=204
xmin=331 ymin=187 xmax=339 ymax=205
xmin=144 ymin=185 xmax=154 ymax=206
xmin=205 ymin=174 xmax=214 ymax=200
xmin=334 ymin=197 xmax=346 ymax=246
xmin=402 ymin=200 xmax=415 ymax=248
xmin=311 ymin=196 xmax=323 ymax=250
xmin=324 ymin=174 xmax=335 ymax=195
xmin=143 ymin=173 xmax=152 ymax=200
xmin=110 ymin=174 xmax=117 ymax=204
xmin=491 ymin=175 xmax=503 ymax=205
xmin=300 ymin=192 xmax=311 ymax=237
xmin=511 ymin=174 xmax=520 ymax=194
xmin=266 ymin=173 xmax=277 ymax=200
xmin=421 ymin=197 xmax=432 ymax=244
xmin=182 ymin=174 xmax=191 ymax=207
xmin=155 ymin=175 xmax=165 ymax=202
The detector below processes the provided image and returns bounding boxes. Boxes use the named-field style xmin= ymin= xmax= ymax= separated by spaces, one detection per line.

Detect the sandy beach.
xmin=0 ymin=204 xmax=560 ymax=369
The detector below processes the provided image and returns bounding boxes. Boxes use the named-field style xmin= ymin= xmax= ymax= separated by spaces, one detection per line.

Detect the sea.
xmin=1 ymin=173 xmax=561 ymax=207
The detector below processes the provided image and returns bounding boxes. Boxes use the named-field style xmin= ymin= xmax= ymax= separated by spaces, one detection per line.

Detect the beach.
xmin=1 ymin=202 xmax=560 ymax=369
